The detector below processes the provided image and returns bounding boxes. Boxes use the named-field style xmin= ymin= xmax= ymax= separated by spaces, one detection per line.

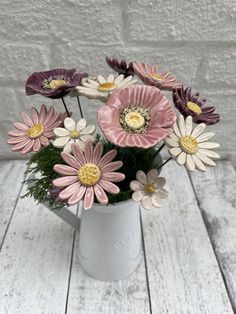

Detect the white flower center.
xmin=187 ymin=101 xmax=202 ymax=114
xmin=98 ymin=82 xmax=117 ymax=92
xmin=120 ymin=106 xmax=150 ymax=134
xmin=78 ymin=163 xmax=101 ymax=186
xmin=179 ymin=135 xmax=198 ymax=154
xmin=124 ymin=111 xmax=145 ymax=130
xmin=27 ymin=124 xmax=45 ymax=139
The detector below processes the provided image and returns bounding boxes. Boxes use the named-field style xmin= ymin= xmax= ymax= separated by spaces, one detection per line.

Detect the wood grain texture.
xmin=190 ymin=161 xmax=236 ymax=311
xmin=0 ymin=160 xmax=26 ymax=249
xmin=0 ymin=182 xmax=76 ymax=314
xmin=141 ymin=161 xmax=233 ymax=314
xmin=66 ymin=232 xmax=150 ymax=314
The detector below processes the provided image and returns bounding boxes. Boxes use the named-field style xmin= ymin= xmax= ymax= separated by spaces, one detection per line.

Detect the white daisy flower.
xmin=165 ymin=114 xmax=220 ymax=172
xmin=52 ymin=117 xmax=95 ymax=153
xmin=71 ymin=74 xmax=137 ymax=101
xmin=130 ymin=169 xmax=168 ymax=210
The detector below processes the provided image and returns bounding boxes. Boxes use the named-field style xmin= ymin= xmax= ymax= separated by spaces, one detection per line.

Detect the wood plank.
xmin=190 ymin=161 xmax=236 ymax=311
xmin=141 ymin=161 xmax=233 ymax=314
xmin=0 ymin=160 xmax=26 ymax=249
xmin=66 ymin=234 xmax=150 ymax=314
xmin=0 ymin=182 xmax=76 ymax=313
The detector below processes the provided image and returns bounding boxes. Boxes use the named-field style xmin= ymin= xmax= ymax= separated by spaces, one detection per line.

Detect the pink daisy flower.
xmin=133 ymin=62 xmax=182 ymax=91
xmin=97 ymin=85 xmax=176 ymax=148
xmin=7 ymin=105 xmax=61 ymax=154
xmin=53 ymin=141 xmax=125 ymax=210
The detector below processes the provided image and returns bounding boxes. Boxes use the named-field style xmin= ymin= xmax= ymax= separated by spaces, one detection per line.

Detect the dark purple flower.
xmin=25 ymin=68 xmax=88 ymax=99
xmin=173 ymin=86 xmax=220 ymax=125
xmin=106 ymin=57 xmax=135 ymax=77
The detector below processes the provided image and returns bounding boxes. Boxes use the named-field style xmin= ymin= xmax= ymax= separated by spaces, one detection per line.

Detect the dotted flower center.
xmin=78 ymin=163 xmax=101 ymax=186
xmin=150 ymin=73 xmax=165 ymax=82
xmin=145 ymin=182 xmax=156 ymax=194
xmin=187 ymin=101 xmax=202 ymax=114
xmin=97 ymin=82 xmax=117 ymax=92
xmin=27 ymin=124 xmax=45 ymax=139
xmin=179 ymin=135 xmax=198 ymax=154
xmin=42 ymin=79 xmax=67 ymax=90
xmin=70 ymin=130 xmax=80 ymax=139
xmin=120 ymin=106 xmax=150 ymax=134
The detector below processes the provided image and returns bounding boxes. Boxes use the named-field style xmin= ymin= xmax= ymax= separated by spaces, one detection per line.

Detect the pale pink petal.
xmin=130 ymin=180 xmax=144 ymax=191
xmin=44 ymin=106 xmax=55 ymax=125
xmin=45 ymin=119 xmax=61 ymax=131
xmin=7 ymin=136 xmax=28 ymax=144
xmin=43 ymin=131 xmax=54 ymax=138
xmin=53 ymin=176 xmax=78 ymax=188
xmin=71 ymin=143 xmax=86 ymax=165
xmin=93 ymin=141 xmax=104 ymax=164
xmin=59 ymin=182 xmax=81 ymax=200
xmin=102 ymin=172 xmax=125 ymax=182
xmin=61 ymin=152 xmax=81 ymax=169
xmin=40 ymin=136 xmax=50 ymax=147
xmin=147 ymin=169 xmax=158 ymax=183
xmin=33 ymin=138 xmax=41 ymax=152
xmin=54 ymin=164 xmax=78 ymax=176
xmin=84 ymin=186 xmax=94 ymax=210
xmin=132 ymin=190 xmax=145 ymax=201
xmin=94 ymin=184 xmax=108 ymax=205
xmin=21 ymin=112 xmax=34 ymax=127
xmin=13 ymin=122 xmax=28 ymax=131
xmin=21 ymin=140 xmax=34 ymax=154
xmin=31 ymin=108 xmax=39 ymax=124
xmin=101 ymin=161 xmax=123 ymax=173
xmin=141 ymin=195 xmax=152 ymax=209
xmin=68 ymin=186 xmax=86 ymax=205
xmin=136 ymin=170 xmax=147 ymax=185
xmin=8 ymin=130 xmax=26 ymax=137
xmin=45 ymin=112 xmax=60 ymax=129
xmin=11 ymin=138 xmax=31 ymax=151
xmin=84 ymin=141 xmax=93 ymax=163
xmin=39 ymin=105 xmax=47 ymax=123
xmin=99 ymin=180 xmax=120 ymax=194
xmin=97 ymin=149 xmax=117 ymax=168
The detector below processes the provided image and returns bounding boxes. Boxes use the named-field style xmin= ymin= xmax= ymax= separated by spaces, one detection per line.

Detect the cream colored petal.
xmin=196 ymin=132 xmax=215 ymax=143
xmin=64 ymin=117 xmax=76 ymax=131
xmin=76 ymin=119 xmax=87 ymax=131
xmin=191 ymin=123 xmax=206 ymax=138
xmin=107 ymin=74 xmax=114 ymax=82
xmin=97 ymin=75 xmax=106 ymax=84
xmin=157 ymin=187 xmax=168 ymax=199
xmin=117 ymin=75 xmax=133 ymax=87
xmin=198 ymin=142 xmax=220 ymax=149
xmin=130 ymin=180 xmax=144 ymax=191
xmin=132 ymin=190 xmax=145 ymax=202
xmin=176 ymin=151 xmax=186 ymax=166
xmin=169 ymin=147 xmax=182 ymax=157
xmin=141 ymin=195 xmax=152 ymax=209
xmin=54 ymin=127 xmax=70 ymax=137
xmin=185 ymin=115 xmax=193 ymax=135
xmin=151 ymin=194 xmax=163 ymax=208
xmin=147 ymin=169 xmax=158 ymax=183
xmin=173 ymin=122 xmax=181 ymax=138
xmin=192 ymin=154 xmax=206 ymax=172
xmin=198 ymin=148 xmax=220 ymax=159
xmin=75 ymin=139 xmax=85 ymax=151
xmin=63 ymin=141 xmax=72 ymax=153
xmin=136 ymin=170 xmax=147 ymax=185
xmin=165 ymin=137 xmax=179 ymax=148
xmin=114 ymin=74 xmax=124 ymax=84
xmin=169 ymin=132 xmax=179 ymax=142
xmin=80 ymin=134 xmax=95 ymax=142
xmin=76 ymin=86 xmax=96 ymax=92
xmin=80 ymin=125 xmax=96 ymax=135
xmin=178 ymin=115 xmax=186 ymax=136
xmin=87 ymin=78 xmax=99 ymax=87
xmin=81 ymin=81 xmax=97 ymax=88
xmin=185 ymin=154 xmax=195 ymax=171
xmin=196 ymin=152 xmax=216 ymax=167
xmin=53 ymin=136 xmax=70 ymax=148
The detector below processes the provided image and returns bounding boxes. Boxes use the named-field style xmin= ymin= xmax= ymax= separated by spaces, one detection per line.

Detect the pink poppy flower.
xmin=133 ymin=62 xmax=182 ymax=91
xmin=53 ymin=141 xmax=125 ymax=209
xmin=97 ymin=84 xmax=176 ymax=148
xmin=7 ymin=105 xmax=61 ymax=154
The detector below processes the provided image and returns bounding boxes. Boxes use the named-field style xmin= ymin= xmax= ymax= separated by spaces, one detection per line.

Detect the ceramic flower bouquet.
xmin=7 ymin=58 xmax=220 ymax=211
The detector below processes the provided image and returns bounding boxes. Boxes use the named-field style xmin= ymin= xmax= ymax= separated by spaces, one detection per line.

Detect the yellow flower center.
xmin=70 ymin=130 xmax=80 ymax=139
xmin=27 ymin=124 xmax=45 ymax=139
xmin=49 ymin=79 xmax=67 ymax=90
xmin=187 ymin=101 xmax=202 ymax=114
xmin=150 ymin=73 xmax=165 ymax=82
xmin=179 ymin=135 xmax=198 ymax=154
xmin=97 ymin=82 xmax=118 ymax=92
xmin=125 ymin=111 xmax=145 ymax=131
xmin=78 ymin=163 xmax=101 ymax=186
xmin=145 ymin=183 xmax=156 ymax=194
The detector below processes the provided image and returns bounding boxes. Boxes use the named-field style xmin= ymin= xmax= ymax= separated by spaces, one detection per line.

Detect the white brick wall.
xmin=0 ymin=0 xmax=235 ymax=164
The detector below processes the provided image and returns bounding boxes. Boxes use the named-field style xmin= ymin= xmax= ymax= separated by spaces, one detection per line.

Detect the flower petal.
xmin=151 ymin=194 xmax=163 ymax=208
xmin=130 ymin=180 xmax=144 ymax=191
xmin=64 ymin=117 xmax=76 ymax=131
xmin=198 ymin=142 xmax=220 ymax=149
xmin=33 ymin=138 xmax=41 ymax=152
xmin=93 ymin=141 xmax=104 ymax=164
xmin=40 ymin=136 xmax=50 ymax=147
xmin=13 ymin=122 xmax=28 ymax=131
xmin=178 ymin=115 xmax=186 ymax=136
xmin=165 ymin=137 xmax=179 ymax=148
xmin=147 ymin=169 xmax=158 ymax=183
xmin=59 ymin=182 xmax=81 ymax=200
xmin=99 ymin=180 xmax=120 ymax=194
xmin=185 ymin=115 xmax=193 ymax=136
xmin=53 ymin=136 xmax=70 ymax=148
xmin=94 ymin=184 xmax=108 ymax=205
xmin=64 ymin=141 xmax=72 ymax=153
xmin=176 ymin=151 xmax=186 ymax=166
xmin=71 ymin=143 xmax=86 ymax=165
xmin=75 ymin=139 xmax=85 ymax=151
xmin=21 ymin=140 xmax=34 ymax=154
xmin=76 ymin=119 xmax=87 ymax=131
xmin=84 ymin=140 xmax=93 ymax=162
xmin=132 ymin=190 xmax=145 ymax=201
xmin=136 ymin=170 xmax=147 ymax=185
xmin=54 ymin=127 xmax=70 ymax=137
xmin=31 ymin=108 xmax=39 ymax=124
xmin=169 ymin=147 xmax=181 ymax=157
xmin=192 ymin=154 xmax=206 ymax=172
xmin=80 ymin=125 xmax=95 ymax=135
xmin=39 ymin=105 xmax=47 ymax=123
xmin=141 ymin=195 xmax=152 ymax=209
xmin=185 ymin=154 xmax=195 ymax=171
xmin=97 ymin=149 xmax=117 ymax=168
xmin=196 ymin=132 xmax=215 ymax=143
xmin=84 ymin=186 xmax=94 ymax=210
xmin=101 ymin=161 xmax=123 ymax=173
xmin=68 ymin=186 xmax=86 ymax=205
xmin=102 ymin=172 xmax=125 ymax=182
xmin=21 ymin=112 xmax=34 ymax=127
xmin=196 ymin=152 xmax=216 ymax=167
xmin=107 ymin=74 xmax=114 ymax=82
xmin=53 ymin=176 xmax=78 ymax=188
xmin=54 ymin=164 xmax=78 ymax=175
xmin=155 ymin=177 xmax=166 ymax=188
xmin=191 ymin=123 xmax=206 ymax=138
xmin=198 ymin=148 xmax=220 ymax=159
xmin=61 ymin=152 xmax=81 ymax=168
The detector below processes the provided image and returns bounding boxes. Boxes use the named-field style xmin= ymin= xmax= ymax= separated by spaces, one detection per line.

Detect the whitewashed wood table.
xmin=0 ymin=160 xmax=235 ymax=314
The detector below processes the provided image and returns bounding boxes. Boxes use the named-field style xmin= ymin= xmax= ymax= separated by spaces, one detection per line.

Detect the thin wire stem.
xmin=76 ymin=96 xmax=83 ymax=119
xmin=154 ymin=142 xmax=165 ymax=158
xmin=157 ymin=157 xmax=172 ymax=171
xmin=61 ymin=97 xmax=70 ymax=117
